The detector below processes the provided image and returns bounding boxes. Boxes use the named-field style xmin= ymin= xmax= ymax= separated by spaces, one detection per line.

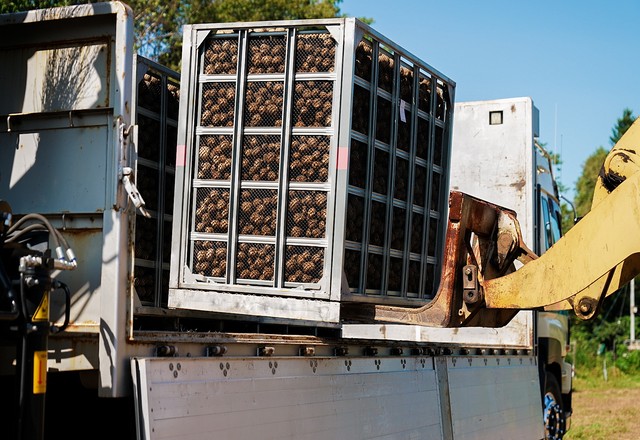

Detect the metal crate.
xmin=169 ymin=18 xmax=455 ymax=322
xmin=133 ymin=56 xmax=180 ymax=307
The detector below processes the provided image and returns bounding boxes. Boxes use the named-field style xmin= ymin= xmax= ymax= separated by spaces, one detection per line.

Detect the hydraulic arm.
xmin=344 ymin=118 xmax=640 ymax=327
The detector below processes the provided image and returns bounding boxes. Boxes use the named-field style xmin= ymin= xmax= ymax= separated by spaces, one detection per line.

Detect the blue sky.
xmin=341 ymin=0 xmax=640 ymax=199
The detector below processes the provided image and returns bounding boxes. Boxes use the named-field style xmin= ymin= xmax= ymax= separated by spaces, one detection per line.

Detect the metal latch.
xmin=122 ymin=167 xmax=150 ymax=218
xmin=462 ymin=264 xmax=483 ymax=306
xmin=117 ymin=120 xmax=149 ymax=217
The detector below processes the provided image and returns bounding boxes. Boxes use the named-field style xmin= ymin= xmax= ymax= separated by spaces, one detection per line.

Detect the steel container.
xmin=169 ymin=18 xmax=455 ymax=322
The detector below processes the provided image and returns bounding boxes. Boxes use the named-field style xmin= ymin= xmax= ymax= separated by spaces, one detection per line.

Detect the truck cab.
xmin=451 ymin=97 xmax=572 ymax=437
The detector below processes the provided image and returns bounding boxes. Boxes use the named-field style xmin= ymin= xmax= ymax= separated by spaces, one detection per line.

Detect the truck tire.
xmin=543 ymin=372 xmax=566 ymax=440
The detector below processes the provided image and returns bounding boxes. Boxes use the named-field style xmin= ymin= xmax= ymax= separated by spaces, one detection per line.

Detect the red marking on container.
xmin=176 ymin=145 xmax=186 ymax=167
xmin=337 ymin=146 xmax=349 ymax=170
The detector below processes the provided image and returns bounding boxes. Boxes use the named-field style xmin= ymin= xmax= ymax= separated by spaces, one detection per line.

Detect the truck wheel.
xmin=543 ymin=372 xmax=566 ymax=440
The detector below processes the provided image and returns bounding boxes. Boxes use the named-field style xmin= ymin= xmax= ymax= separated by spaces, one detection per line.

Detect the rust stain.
xmin=510 ymin=179 xmax=526 ymax=191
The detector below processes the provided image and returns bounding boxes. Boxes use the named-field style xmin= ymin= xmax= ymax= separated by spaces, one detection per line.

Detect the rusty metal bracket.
xmin=342 ymin=118 xmax=640 ymax=327
xmin=342 ymin=191 xmax=535 ymax=328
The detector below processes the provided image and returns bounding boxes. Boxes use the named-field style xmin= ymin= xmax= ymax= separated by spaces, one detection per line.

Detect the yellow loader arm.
xmin=343 ymin=118 xmax=640 ymax=327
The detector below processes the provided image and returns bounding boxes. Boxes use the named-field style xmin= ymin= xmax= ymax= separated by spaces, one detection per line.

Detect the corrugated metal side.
xmin=447 ymin=356 xmax=543 ymax=439
xmin=132 ymin=356 xmax=443 ymax=440
xmin=132 ymin=354 xmax=543 ymax=439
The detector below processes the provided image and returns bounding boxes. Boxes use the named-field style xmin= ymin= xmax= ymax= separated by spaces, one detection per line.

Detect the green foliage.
xmin=615 ymin=347 xmax=640 ymax=374
xmin=573 ymin=146 xmax=607 ymax=218
xmin=609 ymin=108 xmax=635 ymax=146
xmin=560 ymin=202 xmax=575 ymax=234
xmin=1 ymin=0 xmax=354 ymax=72
xmin=566 ymin=108 xmax=636 ymax=230
xmin=0 ymin=0 xmax=76 ymax=13
xmin=156 ymin=0 xmax=345 ymax=70
xmin=571 ymin=284 xmax=640 ymax=378
xmin=189 ymin=0 xmax=341 ymax=22
xmin=128 ymin=0 xmax=186 ymax=64
xmin=569 ymin=109 xmax=640 ymax=378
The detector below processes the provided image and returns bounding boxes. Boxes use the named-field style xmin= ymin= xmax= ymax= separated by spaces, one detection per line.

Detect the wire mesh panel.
xmin=198 ymin=135 xmax=233 ymax=180
xmin=171 ymin=18 xmax=454 ymax=321
xmin=238 ymin=189 xmax=278 ymax=236
xmin=284 ymin=246 xmax=325 ymax=284
xmin=201 ymin=83 xmax=236 ymax=127
xmin=194 ymin=188 xmax=230 ymax=234
xmin=180 ymin=24 xmax=339 ymax=296
xmin=292 ymin=81 xmax=334 ymax=127
xmin=289 ymin=135 xmax=330 ymax=182
xmin=134 ymin=57 xmax=180 ymax=307
xmin=247 ymin=34 xmax=286 ymax=74
xmin=237 ymin=243 xmax=275 ymax=281
xmin=296 ymin=32 xmax=337 ymax=73
xmin=244 ymin=81 xmax=284 ymax=127
xmin=343 ymin=30 xmax=454 ymax=303
xmin=241 ymin=135 xmax=281 ymax=181
xmin=193 ymin=240 xmax=227 ymax=278
xmin=203 ymin=37 xmax=238 ymax=75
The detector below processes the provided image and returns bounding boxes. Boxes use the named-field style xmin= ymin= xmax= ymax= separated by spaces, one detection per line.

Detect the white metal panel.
xmin=342 ymin=316 xmax=533 ymax=349
xmin=447 ymin=356 xmax=543 ymax=440
xmin=450 ymin=97 xmax=535 ymax=245
xmin=168 ymin=289 xmax=341 ymax=324
xmin=132 ymin=356 xmax=443 ymax=440
xmin=447 ymin=97 xmax=538 ymax=349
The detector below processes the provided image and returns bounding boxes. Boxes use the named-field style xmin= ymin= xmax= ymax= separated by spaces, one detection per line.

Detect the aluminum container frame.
xmin=169 ymin=18 xmax=455 ymax=323
xmin=132 ymin=55 xmax=180 ymax=309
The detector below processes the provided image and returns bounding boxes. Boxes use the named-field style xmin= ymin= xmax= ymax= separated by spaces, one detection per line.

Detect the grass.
xmin=565 ymin=373 xmax=640 ymax=440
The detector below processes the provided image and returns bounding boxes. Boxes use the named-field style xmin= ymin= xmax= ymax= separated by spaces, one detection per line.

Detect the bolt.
xmin=578 ymin=299 xmax=593 ymax=315
xmin=464 ymin=267 xmax=472 ymax=276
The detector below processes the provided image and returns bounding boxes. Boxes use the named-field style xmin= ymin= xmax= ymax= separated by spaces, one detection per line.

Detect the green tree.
xmin=573 ymin=146 xmax=608 ymax=218
xmin=571 ymin=108 xmax=636 ymax=220
xmin=610 ymin=108 xmax=635 ymax=146
xmin=1 ymin=0 xmax=355 ymax=71
xmin=0 ymin=0 xmax=74 ymax=13
xmin=156 ymin=0 xmax=346 ymax=70
xmin=569 ymin=109 xmax=640 ymax=377
xmin=560 ymin=203 xmax=575 ymax=235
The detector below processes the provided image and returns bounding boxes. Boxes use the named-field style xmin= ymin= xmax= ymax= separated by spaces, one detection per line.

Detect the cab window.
xmin=548 ymin=199 xmax=562 ymax=244
xmin=540 ymin=197 xmax=553 ymax=251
